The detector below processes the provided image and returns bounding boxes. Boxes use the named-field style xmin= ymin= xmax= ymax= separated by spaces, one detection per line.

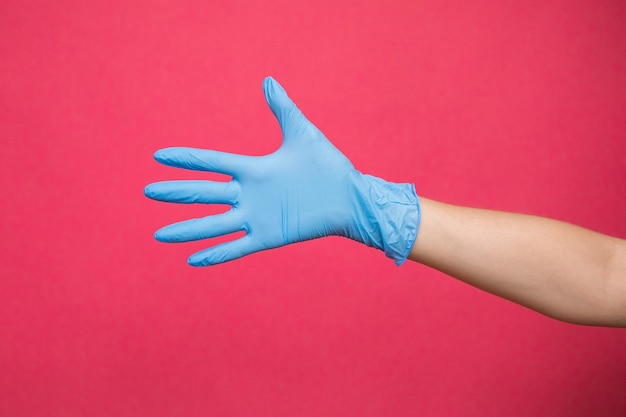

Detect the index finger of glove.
xmin=154 ymin=147 xmax=250 ymax=177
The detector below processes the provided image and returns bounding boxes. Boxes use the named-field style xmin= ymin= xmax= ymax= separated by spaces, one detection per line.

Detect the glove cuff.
xmin=351 ymin=174 xmax=421 ymax=265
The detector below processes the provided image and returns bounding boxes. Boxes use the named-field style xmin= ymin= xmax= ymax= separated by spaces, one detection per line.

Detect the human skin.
xmin=408 ymin=197 xmax=626 ymax=327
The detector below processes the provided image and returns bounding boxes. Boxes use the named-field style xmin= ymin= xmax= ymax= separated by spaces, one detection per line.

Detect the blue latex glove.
xmin=145 ymin=77 xmax=420 ymax=266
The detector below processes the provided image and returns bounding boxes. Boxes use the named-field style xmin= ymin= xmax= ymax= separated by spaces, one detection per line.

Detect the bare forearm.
xmin=408 ymin=198 xmax=626 ymax=327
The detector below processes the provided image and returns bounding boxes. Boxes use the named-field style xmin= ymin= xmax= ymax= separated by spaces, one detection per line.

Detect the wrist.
xmin=349 ymin=172 xmax=421 ymax=265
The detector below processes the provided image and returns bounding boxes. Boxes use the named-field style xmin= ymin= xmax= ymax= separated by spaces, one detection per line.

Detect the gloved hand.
xmin=144 ymin=77 xmax=420 ymax=266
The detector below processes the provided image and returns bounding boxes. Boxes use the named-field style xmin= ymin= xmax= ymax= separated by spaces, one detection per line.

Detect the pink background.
xmin=1 ymin=0 xmax=625 ymax=416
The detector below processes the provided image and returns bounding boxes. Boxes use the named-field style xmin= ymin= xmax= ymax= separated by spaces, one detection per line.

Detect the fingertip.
xmin=154 ymin=147 xmax=183 ymax=162
xmin=263 ymin=76 xmax=275 ymax=104
xmin=263 ymin=75 xmax=277 ymax=87
xmin=144 ymin=184 xmax=154 ymax=197
xmin=154 ymin=228 xmax=169 ymax=242
xmin=188 ymin=254 xmax=209 ymax=267
xmin=263 ymin=76 xmax=287 ymax=100
xmin=153 ymin=149 xmax=165 ymax=161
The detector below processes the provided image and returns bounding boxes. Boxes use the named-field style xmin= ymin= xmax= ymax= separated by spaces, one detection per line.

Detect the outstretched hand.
xmin=145 ymin=77 xmax=419 ymax=266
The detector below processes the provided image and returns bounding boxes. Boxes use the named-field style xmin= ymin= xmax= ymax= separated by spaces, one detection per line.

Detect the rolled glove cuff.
xmin=352 ymin=174 xmax=421 ymax=265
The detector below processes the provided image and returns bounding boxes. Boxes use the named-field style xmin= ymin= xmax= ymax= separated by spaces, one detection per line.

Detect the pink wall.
xmin=1 ymin=0 xmax=625 ymax=416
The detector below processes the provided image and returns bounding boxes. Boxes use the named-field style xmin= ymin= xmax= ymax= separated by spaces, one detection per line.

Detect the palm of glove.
xmin=145 ymin=77 xmax=364 ymax=266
